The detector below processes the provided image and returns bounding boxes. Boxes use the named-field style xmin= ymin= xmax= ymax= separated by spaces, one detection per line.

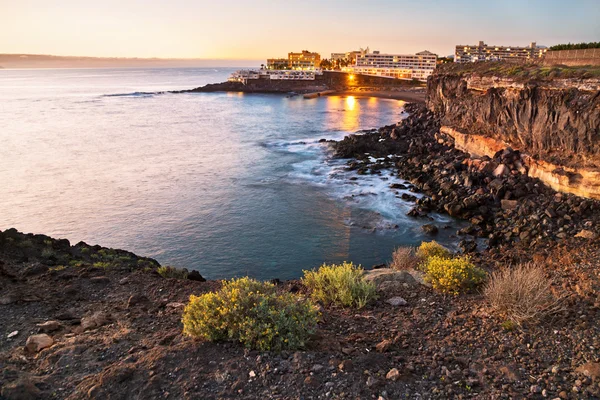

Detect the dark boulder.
xmin=187 ymin=270 xmax=206 ymax=282
xmin=421 ymin=224 xmax=439 ymax=235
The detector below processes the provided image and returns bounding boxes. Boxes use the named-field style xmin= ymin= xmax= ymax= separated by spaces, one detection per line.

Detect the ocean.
xmin=0 ymin=67 xmax=458 ymax=279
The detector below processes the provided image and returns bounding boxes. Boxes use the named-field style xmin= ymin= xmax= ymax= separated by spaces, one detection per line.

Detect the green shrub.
xmin=93 ymin=262 xmax=111 ymax=269
xmin=157 ymin=266 xmax=189 ymax=279
xmin=19 ymin=239 xmax=34 ymax=248
xmin=302 ymin=262 xmax=378 ymax=308
xmin=98 ymin=249 xmax=115 ymax=261
xmin=423 ymin=255 xmax=486 ymax=294
xmin=416 ymin=241 xmax=452 ymax=268
xmin=182 ymin=277 xmax=319 ymax=351
xmin=69 ymin=260 xmax=86 ymax=267
xmin=41 ymin=248 xmax=55 ymax=259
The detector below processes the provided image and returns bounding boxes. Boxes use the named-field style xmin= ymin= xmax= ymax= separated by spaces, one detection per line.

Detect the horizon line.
xmin=0 ymin=53 xmax=265 ymax=61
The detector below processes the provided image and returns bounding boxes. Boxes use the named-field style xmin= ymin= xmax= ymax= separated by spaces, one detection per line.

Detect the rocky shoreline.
xmin=333 ymin=103 xmax=600 ymax=257
xmin=175 ymin=70 xmax=426 ymax=102
xmin=2 ymin=100 xmax=600 ymax=398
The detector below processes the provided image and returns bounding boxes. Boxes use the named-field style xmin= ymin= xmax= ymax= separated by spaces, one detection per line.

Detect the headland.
xmin=176 ymin=70 xmax=427 ymax=103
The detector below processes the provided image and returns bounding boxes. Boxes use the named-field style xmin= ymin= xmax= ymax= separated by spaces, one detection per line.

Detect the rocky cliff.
xmin=427 ymin=64 xmax=600 ymax=199
xmin=427 ymin=70 xmax=600 ymax=168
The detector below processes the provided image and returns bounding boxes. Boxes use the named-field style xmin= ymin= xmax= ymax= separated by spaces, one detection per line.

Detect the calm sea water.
xmin=0 ymin=67 xmax=458 ymax=279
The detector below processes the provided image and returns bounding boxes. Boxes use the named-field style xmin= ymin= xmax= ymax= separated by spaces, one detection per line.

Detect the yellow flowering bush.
xmin=423 ymin=255 xmax=486 ymax=294
xmin=182 ymin=277 xmax=319 ymax=351
xmin=416 ymin=241 xmax=453 ymax=263
xmin=302 ymin=262 xmax=378 ymax=308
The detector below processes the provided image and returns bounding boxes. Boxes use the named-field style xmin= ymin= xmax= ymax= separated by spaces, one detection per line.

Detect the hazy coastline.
xmin=0 ymin=54 xmax=259 ymax=69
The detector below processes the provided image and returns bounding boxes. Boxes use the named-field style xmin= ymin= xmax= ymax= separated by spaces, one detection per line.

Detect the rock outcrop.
xmin=427 ymin=65 xmax=600 ymax=199
xmin=332 ymin=103 xmax=600 ymax=249
xmin=427 ymin=71 xmax=600 ymax=167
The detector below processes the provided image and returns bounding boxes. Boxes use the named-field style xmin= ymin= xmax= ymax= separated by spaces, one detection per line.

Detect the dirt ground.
xmin=1 ymin=229 xmax=599 ymax=399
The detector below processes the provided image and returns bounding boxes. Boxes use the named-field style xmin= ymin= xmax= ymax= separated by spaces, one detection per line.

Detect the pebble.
xmin=81 ymin=312 xmax=110 ymax=331
xmin=36 ymin=320 xmax=62 ymax=333
xmin=338 ymin=360 xmax=354 ymax=372
xmin=386 ymin=297 xmax=408 ymax=307
xmin=530 ymin=384 xmax=541 ymax=394
xmin=366 ymin=376 xmax=378 ymax=387
xmin=376 ymin=339 xmax=393 ymax=353
xmin=311 ymin=364 xmax=324 ymax=373
xmin=386 ymin=368 xmax=401 ymax=381
xmin=25 ymin=334 xmax=54 ymax=353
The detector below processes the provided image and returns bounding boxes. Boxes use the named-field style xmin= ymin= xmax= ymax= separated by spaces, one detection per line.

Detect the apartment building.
xmin=455 ymin=41 xmax=547 ymax=62
xmin=228 ymin=69 xmax=322 ymax=84
xmin=348 ymin=49 xmax=437 ymax=81
xmin=288 ymin=50 xmax=321 ymax=70
xmin=266 ymin=58 xmax=289 ymax=70
xmin=266 ymin=51 xmax=321 ymax=70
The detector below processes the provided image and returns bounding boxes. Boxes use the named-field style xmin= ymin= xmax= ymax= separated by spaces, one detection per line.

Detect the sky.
xmin=1 ymin=0 xmax=599 ymax=60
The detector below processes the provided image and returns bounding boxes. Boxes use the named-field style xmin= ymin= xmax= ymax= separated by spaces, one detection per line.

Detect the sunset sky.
xmin=2 ymin=0 xmax=599 ymax=60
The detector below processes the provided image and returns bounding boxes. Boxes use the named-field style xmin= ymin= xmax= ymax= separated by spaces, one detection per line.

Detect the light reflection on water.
xmin=0 ymin=68 xmax=461 ymax=279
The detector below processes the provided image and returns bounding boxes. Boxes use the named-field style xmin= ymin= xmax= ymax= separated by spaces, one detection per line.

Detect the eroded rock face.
xmin=427 ymin=74 xmax=600 ymax=168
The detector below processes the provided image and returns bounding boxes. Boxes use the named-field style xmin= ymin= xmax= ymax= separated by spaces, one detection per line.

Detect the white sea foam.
xmin=267 ymin=134 xmax=453 ymax=231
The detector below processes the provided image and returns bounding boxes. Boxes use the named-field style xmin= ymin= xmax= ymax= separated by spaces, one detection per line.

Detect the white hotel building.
xmin=228 ymin=69 xmax=321 ymax=84
xmin=347 ymin=49 xmax=437 ymax=81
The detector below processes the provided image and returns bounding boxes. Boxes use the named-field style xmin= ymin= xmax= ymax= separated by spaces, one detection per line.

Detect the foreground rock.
xmin=363 ymin=268 xmax=418 ymax=289
xmin=25 ymin=334 xmax=53 ymax=353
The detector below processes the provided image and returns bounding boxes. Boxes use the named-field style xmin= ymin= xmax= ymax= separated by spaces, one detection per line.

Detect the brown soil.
xmin=1 ymin=231 xmax=599 ymax=399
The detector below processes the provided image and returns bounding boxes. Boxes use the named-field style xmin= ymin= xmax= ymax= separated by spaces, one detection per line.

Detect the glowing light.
xmin=345 ymin=96 xmax=356 ymax=110
xmin=349 ymin=74 xmax=355 ymax=80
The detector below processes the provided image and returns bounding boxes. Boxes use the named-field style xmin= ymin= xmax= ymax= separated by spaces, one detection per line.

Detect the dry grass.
xmin=389 ymin=246 xmax=421 ymax=270
xmin=484 ymin=262 xmax=563 ymax=325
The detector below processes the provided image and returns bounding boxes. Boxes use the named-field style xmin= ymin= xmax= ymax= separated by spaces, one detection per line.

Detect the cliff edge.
xmin=427 ymin=62 xmax=600 ymax=198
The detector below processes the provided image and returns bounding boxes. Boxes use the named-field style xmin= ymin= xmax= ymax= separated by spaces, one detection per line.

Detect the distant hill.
xmin=0 ymin=54 xmax=259 ymax=69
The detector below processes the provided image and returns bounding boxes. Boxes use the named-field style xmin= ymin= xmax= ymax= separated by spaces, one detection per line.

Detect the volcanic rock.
xmin=25 ymin=334 xmax=53 ymax=353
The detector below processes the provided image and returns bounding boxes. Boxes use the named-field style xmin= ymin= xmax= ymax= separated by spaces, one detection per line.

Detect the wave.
xmin=102 ymin=91 xmax=161 ymax=98
xmin=267 ymin=132 xmax=454 ymax=231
